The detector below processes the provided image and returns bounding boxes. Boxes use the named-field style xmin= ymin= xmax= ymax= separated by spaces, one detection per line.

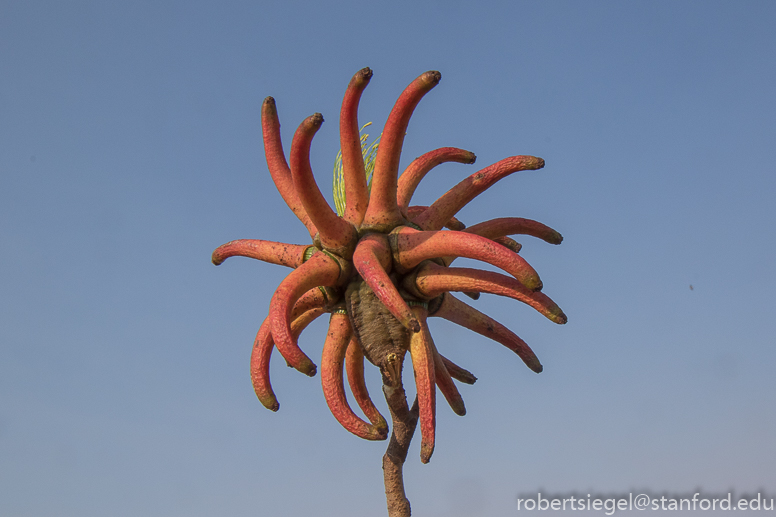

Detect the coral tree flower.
xmin=212 ymin=68 xmax=566 ymax=464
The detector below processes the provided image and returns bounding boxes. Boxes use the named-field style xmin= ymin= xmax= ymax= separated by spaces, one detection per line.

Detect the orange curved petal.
xmin=412 ymin=155 xmax=545 ymax=231
xmin=289 ymin=113 xmax=358 ymax=257
xmin=250 ymin=317 xmax=279 ymax=411
xmin=261 ymin=97 xmax=317 ymax=238
xmin=492 ymin=236 xmax=522 ymax=253
xmin=289 ymin=285 xmax=331 ymax=319
xmin=251 ymin=298 xmax=327 ymax=412
xmin=268 ymin=251 xmax=343 ymax=376
xmin=463 ymin=217 xmax=563 ymax=245
xmin=407 ymin=205 xmax=465 ymax=231
xmin=345 ymin=335 xmax=388 ymax=431
xmin=352 ymin=233 xmax=420 ymax=333
xmin=430 ymin=293 xmax=543 ymax=373
xmin=340 ymin=67 xmax=373 ymax=226
xmin=411 ymin=262 xmax=566 ymax=324
xmin=321 ymin=313 xmax=388 ymax=440
xmin=391 ymin=226 xmax=543 ymax=291
xmin=430 ymin=337 xmax=466 ymax=416
xmin=439 ymin=353 xmax=477 ymax=385
xmin=212 ymin=240 xmax=311 ymax=267
xmin=397 ymin=147 xmax=476 ymax=214
xmin=362 ymin=71 xmax=441 ymax=232
xmin=409 ymin=305 xmax=436 ymax=463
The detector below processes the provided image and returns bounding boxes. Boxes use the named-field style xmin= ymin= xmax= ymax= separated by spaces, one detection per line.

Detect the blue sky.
xmin=1 ymin=2 xmax=774 ymax=516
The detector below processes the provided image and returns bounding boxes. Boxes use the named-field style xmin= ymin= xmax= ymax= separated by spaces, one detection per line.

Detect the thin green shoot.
xmin=333 ymin=123 xmax=381 ymax=216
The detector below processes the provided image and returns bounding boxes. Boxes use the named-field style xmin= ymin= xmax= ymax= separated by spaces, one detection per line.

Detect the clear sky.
xmin=1 ymin=1 xmax=774 ymax=516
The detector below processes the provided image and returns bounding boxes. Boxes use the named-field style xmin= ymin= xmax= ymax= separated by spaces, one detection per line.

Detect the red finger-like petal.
xmin=412 ymin=155 xmax=545 ymax=231
xmin=411 ymin=262 xmax=566 ymax=324
xmin=345 ymin=334 xmax=388 ymax=432
xmin=493 ymin=236 xmax=522 ymax=253
xmin=444 ymin=237 xmax=521 ymax=268
xmin=429 ymin=336 xmax=466 ymax=416
xmin=250 ymin=317 xmax=278 ymax=411
xmin=212 ymin=240 xmax=312 ymax=267
xmin=464 ymin=217 xmax=563 ymax=245
xmin=391 ymin=226 xmax=543 ymax=291
xmin=321 ymin=313 xmax=388 ymax=441
xmin=352 ymin=233 xmax=420 ymax=333
xmin=261 ymin=97 xmax=317 ymax=238
xmin=439 ymin=353 xmax=477 ymax=385
xmin=409 ymin=209 xmax=524 ymax=256
xmin=290 ymin=113 xmax=358 ymax=257
xmin=362 ymin=71 xmax=441 ymax=232
xmin=407 ymin=205 xmax=465 ymax=231
xmin=269 ymin=252 xmax=344 ymax=376
xmin=340 ymin=68 xmax=373 ymax=226
xmin=289 ymin=286 xmax=331 ymax=319
xmin=397 ymin=147 xmax=476 ymax=214
xmin=409 ymin=305 xmax=436 ymax=463
xmin=431 ymin=293 xmax=543 ymax=373
xmin=251 ymin=303 xmax=326 ymax=412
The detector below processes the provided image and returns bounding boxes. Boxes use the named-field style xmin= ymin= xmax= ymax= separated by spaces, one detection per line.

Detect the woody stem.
xmin=382 ymin=381 xmax=419 ymax=517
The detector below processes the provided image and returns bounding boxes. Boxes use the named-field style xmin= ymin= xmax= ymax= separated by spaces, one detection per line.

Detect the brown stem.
xmin=383 ymin=381 xmax=419 ymax=517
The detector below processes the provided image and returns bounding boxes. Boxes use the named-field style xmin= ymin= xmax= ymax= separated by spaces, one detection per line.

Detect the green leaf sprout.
xmin=333 ymin=123 xmax=380 ymax=216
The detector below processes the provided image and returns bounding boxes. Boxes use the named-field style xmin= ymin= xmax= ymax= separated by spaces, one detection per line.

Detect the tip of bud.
xmin=420 ymin=443 xmax=434 ymax=464
xmin=258 ymin=393 xmax=280 ymax=412
xmin=300 ymin=362 xmax=317 ymax=377
xmin=409 ymin=319 xmax=421 ymax=333
xmin=422 ymin=70 xmax=442 ymax=86
xmin=262 ymin=96 xmax=277 ymax=116
xmin=528 ymin=278 xmax=543 ymax=292
xmin=310 ymin=112 xmax=324 ymax=126
xmin=370 ymin=426 xmax=389 ymax=441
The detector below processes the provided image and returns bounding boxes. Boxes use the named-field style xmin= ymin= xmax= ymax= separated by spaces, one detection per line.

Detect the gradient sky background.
xmin=2 ymin=2 xmax=775 ymax=516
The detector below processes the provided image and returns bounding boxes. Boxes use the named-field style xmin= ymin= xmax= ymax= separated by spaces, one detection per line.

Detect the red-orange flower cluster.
xmin=212 ymin=68 xmax=565 ymax=464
